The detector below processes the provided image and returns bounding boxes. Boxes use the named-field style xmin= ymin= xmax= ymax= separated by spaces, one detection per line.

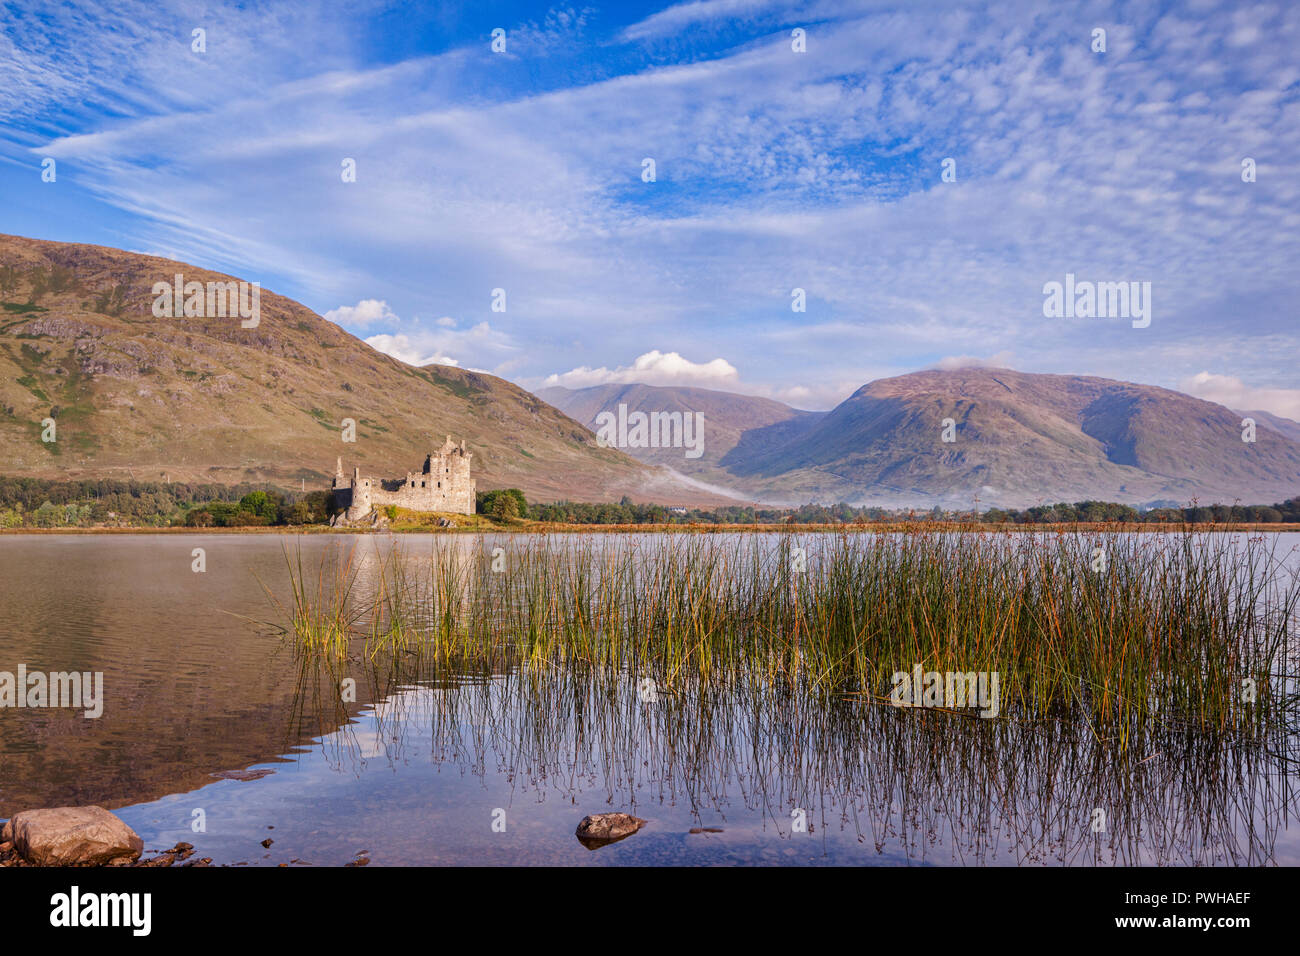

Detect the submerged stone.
xmin=210 ymin=768 xmax=275 ymax=781
xmin=575 ymin=812 xmax=647 ymax=849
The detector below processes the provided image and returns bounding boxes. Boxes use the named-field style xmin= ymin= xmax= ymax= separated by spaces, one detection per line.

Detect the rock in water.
xmin=575 ymin=812 xmax=647 ymax=849
xmin=210 ymin=768 xmax=275 ymax=781
xmin=9 ymin=806 xmax=143 ymax=866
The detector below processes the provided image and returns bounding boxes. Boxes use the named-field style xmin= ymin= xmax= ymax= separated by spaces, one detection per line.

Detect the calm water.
xmin=1 ymin=532 xmax=1298 ymax=866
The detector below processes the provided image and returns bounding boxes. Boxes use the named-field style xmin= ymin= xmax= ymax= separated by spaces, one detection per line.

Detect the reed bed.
xmin=267 ymin=540 xmax=363 ymax=658
xmin=274 ymin=528 xmax=1300 ymax=737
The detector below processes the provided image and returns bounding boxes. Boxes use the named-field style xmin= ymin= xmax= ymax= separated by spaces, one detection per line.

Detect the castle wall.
xmin=332 ymin=440 xmax=475 ymax=520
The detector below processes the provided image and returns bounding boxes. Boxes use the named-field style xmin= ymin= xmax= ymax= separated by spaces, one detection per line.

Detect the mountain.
xmin=0 ymin=234 xmax=715 ymax=504
xmin=7 ymin=234 xmax=1292 ymax=511
xmin=544 ymin=370 xmax=1300 ymax=508
xmin=538 ymin=383 xmax=824 ymax=490
xmin=1237 ymin=408 xmax=1300 ymax=444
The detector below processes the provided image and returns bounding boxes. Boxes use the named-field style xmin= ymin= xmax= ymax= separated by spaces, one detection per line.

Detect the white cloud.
xmin=365 ymin=333 xmax=459 ymax=368
xmin=761 ymin=380 xmax=858 ymax=410
xmin=323 ymin=298 xmax=398 ymax=328
xmin=1179 ymin=371 xmax=1300 ymax=422
xmin=931 ymin=351 xmax=1017 ymax=371
xmin=364 ymin=320 xmax=515 ymax=371
xmin=543 ymin=350 xmax=740 ymax=389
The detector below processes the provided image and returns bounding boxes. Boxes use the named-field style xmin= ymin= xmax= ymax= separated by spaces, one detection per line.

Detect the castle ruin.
xmin=331 ymin=437 xmax=475 ymax=523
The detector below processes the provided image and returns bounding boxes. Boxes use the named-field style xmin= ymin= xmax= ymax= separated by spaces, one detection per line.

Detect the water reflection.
xmin=276 ymin=648 xmax=1299 ymax=865
xmin=2 ymin=532 xmax=1298 ymax=865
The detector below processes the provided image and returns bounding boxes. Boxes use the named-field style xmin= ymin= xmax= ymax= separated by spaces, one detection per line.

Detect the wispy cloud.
xmin=2 ymin=0 xmax=1297 ymax=418
xmin=620 ymin=0 xmax=782 ymax=42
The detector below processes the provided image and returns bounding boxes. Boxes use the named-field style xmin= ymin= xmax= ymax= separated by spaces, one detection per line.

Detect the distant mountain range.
xmin=536 ymin=381 xmax=821 ymax=475
xmin=0 ymin=235 xmax=719 ymax=504
xmin=541 ymin=369 xmax=1300 ymax=508
xmin=5 ymin=234 xmax=1296 ymax=510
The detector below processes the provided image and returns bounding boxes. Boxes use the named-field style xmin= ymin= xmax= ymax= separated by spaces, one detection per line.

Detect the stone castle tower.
xmin=331 ymin=436 xmax=475 ymax=521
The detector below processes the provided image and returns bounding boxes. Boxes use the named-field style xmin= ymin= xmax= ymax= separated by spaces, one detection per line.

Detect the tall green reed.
xmin=275 ymin=528 xmax=1299 ymax=737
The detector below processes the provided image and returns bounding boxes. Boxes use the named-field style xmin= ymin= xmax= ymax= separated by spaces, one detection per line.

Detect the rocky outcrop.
xmin=210 ymin=768 xmax=275 ymax=781
xmin=5 ymin=806 xmax=143 ymax=866
xmin=328 ymin=510 xmax=390 ymax=530
xmin=575 ymin=812 xmax=646 ymax=849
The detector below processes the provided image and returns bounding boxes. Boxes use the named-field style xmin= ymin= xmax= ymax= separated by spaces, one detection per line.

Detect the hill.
xmin=545 ymin=369 xmax=1300 ymax=508
xmin=0 ymin=234 xmax=711 ymax=504
xmin=537 ymin=382 xmax=823 ymax=488
xmin=1237 ymin=408 xmax=1300 ymax=444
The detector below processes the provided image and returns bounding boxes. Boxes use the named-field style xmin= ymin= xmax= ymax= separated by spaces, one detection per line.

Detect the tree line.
xmin=513 ymin=496 xmax=1300 ymax=525
xmin=0 ymin=476 xmax=330 ymax=528
xmin=0 ymin=474 xmax=1296 ymax=528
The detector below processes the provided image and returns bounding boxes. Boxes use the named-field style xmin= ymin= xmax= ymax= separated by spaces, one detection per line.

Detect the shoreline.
xmin=3 ymin=522 xmax=1300 ymax=535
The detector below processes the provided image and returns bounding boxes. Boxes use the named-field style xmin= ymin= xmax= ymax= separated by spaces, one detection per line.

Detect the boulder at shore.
xmin=575 ymin=812 xmax=647 ymax=849
xmin=7 ymin=806 xmax=143 ymax=866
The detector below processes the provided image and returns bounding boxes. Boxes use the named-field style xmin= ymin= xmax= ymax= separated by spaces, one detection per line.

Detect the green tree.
xmin=33 ymin=500 xmax=61 ymax=527
xmin=238 ymin=491 xmax=277 ymax=520
xmin=490 ymin=493 xmax=520 ymax=520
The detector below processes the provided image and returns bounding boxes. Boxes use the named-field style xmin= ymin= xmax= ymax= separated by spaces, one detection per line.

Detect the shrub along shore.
xmin=5 ymin=520 xmax=1300 ymax=534
xmin=0 ymin=475 xmax=1297 ymax=531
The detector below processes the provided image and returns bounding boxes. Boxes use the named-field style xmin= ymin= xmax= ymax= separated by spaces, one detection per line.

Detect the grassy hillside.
xmin=0 ymin=234 xmax=713 ymax=504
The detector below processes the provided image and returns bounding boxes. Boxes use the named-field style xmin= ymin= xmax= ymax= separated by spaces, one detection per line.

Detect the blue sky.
xmin=2 ymin=0 xmax=1298 ymax=416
